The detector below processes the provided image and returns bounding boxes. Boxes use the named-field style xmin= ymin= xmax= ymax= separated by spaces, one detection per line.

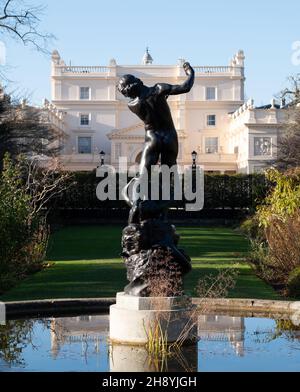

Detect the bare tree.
xmin=277 ymin=74 xmax=300 ymax=106
xmin=0 ymin=153 xmax=74 ymax=292
xmin=277 ymin=108 xmax=300 ymax=169
xmin=23 ymin=156 xmax=74 ymax=220
xmin=275 ymin=75 xmax=300 ymax=169
xmin=0 ymin=86 xmax=65 ymax=171
xmin=0 ymin=0 xmax=54 ymax=53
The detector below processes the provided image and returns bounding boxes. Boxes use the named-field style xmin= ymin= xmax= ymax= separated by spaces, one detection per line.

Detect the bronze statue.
xmin=118 ymin=62 xmax=195 ymax=297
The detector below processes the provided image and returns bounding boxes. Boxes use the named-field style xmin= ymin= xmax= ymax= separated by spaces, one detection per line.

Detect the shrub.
xmin=287 ymin=267 xmax=300 ymax=298
xmin=0 ymin=155 xmax=33 ymax=288
xmin=240 ymin=215 xmax=264 ymax=242
xmin=245 ymin=240 xmax=280 ymax=284
xmin=246 ymin=168 xmax=300 ymax=293
xmin=0 ymin=154 xmax=70 ymax=294
xmin=256 ymin=169 xmax=300 ymax=282
xmin=265 ymin=213 xmax=300 ymax=276
xmin=257 ymin=168 xmax=300 ymax=228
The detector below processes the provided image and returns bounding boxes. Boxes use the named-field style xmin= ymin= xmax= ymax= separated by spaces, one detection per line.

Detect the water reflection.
xmin=110 ymin=344 xmax=198 ymax=372
xmin=0 ymin=319 xmax=38 ymax=367
xmin=50 ymin=316 xmax=108 ymax=359
xmin=198 ymin=315 xmax=245 ymax=356
xmin=0 ymin=313 xmax=300 ymax=372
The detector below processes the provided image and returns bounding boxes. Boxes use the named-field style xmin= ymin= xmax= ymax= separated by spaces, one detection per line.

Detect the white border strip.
xmin=0 ymin=302 xmax=6 ymax=325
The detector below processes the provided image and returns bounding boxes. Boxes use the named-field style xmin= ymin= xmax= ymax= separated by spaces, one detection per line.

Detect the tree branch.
xmin=0 ymin=0 xmax=54 ymax=53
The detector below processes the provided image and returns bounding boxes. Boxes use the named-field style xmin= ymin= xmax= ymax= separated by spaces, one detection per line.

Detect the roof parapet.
xmin=230 ymin=98 xmax=254 ymax=119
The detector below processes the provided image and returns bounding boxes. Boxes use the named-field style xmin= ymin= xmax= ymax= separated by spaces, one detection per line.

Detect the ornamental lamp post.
xmin=99 ymin=150 xmax=106 ymax=166
xmin=191 ymin=150 xmax=198 ymax=168
xmin=191 ymin=150 xmax=198 ymax=193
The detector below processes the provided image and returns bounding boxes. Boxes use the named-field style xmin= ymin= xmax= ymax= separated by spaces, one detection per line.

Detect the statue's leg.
xmin=140 ymin=133 xmax=161 ymax=177
xmin=121 ymin=178 xmax=135 ymax=208
xmin=126 ymin=134 xmax=161 ymax=223
xmin=160 ymin=132 xmax=178 ymax=167
xmin=138 ymin=133 xmax=161 ymax=201
xmin=160 ymin=134 xmax=179 ymax=208
xmin=125 ymin=134 xmax=161 ymax=202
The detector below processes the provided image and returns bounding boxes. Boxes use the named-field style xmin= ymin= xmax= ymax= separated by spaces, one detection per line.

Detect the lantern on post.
xmin=99 ymin=151 xmax=106 ymax=166
xmin=191 ymin=150 xmax=198 ymax=168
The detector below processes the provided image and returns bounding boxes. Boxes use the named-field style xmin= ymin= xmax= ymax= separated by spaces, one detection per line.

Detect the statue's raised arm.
xmin=156 ymin=62 xmax=195 ymax=96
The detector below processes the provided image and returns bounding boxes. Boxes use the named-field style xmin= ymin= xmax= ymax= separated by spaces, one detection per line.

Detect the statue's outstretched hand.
xmin=183 ymin=62 xmax=194 ymax=76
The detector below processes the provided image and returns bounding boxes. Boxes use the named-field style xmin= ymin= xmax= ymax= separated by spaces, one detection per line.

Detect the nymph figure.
xmin=117 ymin=62 xmax=195 ymax=223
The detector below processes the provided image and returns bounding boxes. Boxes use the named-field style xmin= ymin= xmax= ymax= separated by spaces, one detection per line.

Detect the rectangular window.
xmin=115 ymin=143 xmax=122 ymax=160
xmin=206 ymin=87 xmax=216 ymax=100
xmin=78 ymin=137 xmax=92 ymax=154
xmin=79 ymin=315 xmax=91 ymax=321
xmin=80 ymin=114 xmax=90 ymax=126
xmin=205 ymin=137 xmax=218 ymax=154
xmin=80 ymin=87 xmax=90 ymax=100
xmin=207 ymin=114 xmax=216 ymax=126
xmin=254 ymin=137 xmax=272 ymax=156
xmin=253 ymin=166 xmax=266 ymax=174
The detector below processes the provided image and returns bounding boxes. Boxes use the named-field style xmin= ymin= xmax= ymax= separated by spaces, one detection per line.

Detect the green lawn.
xmin=1 ymin=226 xmax=279 ymax=302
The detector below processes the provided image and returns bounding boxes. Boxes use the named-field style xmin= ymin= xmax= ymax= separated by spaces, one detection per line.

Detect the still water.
xmin=0 ymin=313 xmax=300 ymax=372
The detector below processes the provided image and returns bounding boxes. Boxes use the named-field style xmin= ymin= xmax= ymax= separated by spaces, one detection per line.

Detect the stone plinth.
xmin=109 ymin=292 xmax=197 ymax=345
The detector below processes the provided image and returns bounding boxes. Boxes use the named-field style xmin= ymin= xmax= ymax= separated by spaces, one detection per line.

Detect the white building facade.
xmin=46 ymin=49 xmax=284 ymax=173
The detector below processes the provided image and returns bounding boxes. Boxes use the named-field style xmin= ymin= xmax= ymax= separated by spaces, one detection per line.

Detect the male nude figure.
xmin=117 ymin=62 xmax=195 ymax=223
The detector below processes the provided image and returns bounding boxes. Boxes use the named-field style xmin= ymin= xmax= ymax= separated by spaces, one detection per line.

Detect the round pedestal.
xmin=109 ymin=292 xmax=197 ymax=345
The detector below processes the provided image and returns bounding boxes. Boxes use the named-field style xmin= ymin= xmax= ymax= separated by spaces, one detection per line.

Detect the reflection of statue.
xmin=118 ymin=63 xmax=195 ymax=297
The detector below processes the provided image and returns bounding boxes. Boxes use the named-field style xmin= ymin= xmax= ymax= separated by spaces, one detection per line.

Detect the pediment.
xmin=107 ymin=123 xmax=144 ymax=140
xmin=108 ymin=123 xmax=187 ymax=140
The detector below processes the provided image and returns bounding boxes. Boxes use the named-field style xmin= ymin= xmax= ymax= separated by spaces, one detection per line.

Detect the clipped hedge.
xmin=50 ymin=171 xmax=269 ymax=213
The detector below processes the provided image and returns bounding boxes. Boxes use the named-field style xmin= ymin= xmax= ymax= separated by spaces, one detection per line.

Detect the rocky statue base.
xmin=109 ymin=293 xmax=197 ymax=345
xmin=121 ymin=218 xmax=192 ymax=297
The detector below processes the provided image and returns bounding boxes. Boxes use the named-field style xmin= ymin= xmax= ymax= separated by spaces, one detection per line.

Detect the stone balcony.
xmin=193 ymin=66 xmax=243 ymax=78
xmin=53 ymin=64 xmax=244 ymax=79
xmin=61 ymin=66 xmax=109 ymax=74
xmin=197 ymin=153 xmax=237 ymax=164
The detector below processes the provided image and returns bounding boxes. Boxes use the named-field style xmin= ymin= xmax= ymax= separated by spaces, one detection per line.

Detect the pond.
xmin=0 ymin=313 xmax=300 ymax=372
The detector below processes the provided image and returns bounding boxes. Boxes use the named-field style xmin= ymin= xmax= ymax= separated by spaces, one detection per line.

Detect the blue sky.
xmin=1 ymin=0 xmax=300 ymax=105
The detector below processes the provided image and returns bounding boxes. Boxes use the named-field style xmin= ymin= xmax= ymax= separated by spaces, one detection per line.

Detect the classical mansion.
xmin=45 ymin=49 xmax=285 ymax=174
